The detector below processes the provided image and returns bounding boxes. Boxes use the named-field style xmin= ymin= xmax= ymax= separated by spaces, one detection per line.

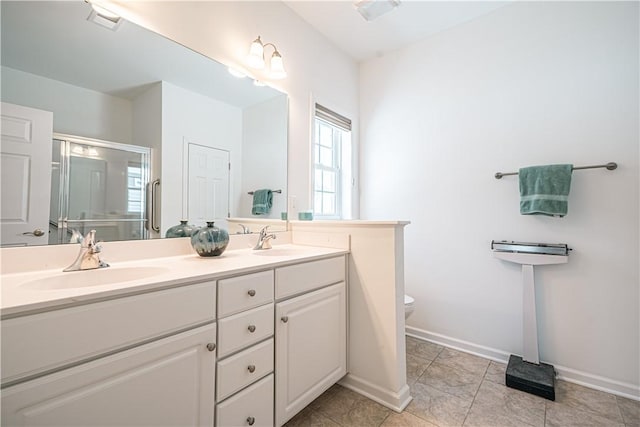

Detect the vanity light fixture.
xmin=354 ymin=0 xmax=401 ymax=22
xmin=85 ymin=1 xmax=123 ymax=31
xmin=246 ymin=36 xmax=287 ymax=79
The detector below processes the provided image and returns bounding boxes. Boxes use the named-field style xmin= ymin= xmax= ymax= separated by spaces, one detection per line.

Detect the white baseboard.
xmin=553 ymin=366 xmax=640 ymax=401
xmin=406 ymin=326 xmax=512 ymax=363
xmin=339 ymin=373 xmax=413 ymax=412
xmin=406 ymin=326 xmax=640 ymax=401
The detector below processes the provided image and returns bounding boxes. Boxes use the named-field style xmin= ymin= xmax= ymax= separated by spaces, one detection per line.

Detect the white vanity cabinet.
xmin=0 ymin=248 xmax=349 ymax=427
xmin=274 ymin=256 xmax=347 ymax=427
xmin=1 ymin=282 xmax=217 ymax=427
xmin=216 ymin=270 xmax=275 ymax=427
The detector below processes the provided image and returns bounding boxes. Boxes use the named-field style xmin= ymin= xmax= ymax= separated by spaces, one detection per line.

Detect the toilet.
xmin=404 ymin=294 xmax=415 ymax=319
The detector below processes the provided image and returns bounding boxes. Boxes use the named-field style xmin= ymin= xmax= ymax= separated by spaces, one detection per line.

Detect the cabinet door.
xmin=1 ymin=323 xmax=216 ymax=427
xmin=275 ymin=282 xmax=346 ymax=426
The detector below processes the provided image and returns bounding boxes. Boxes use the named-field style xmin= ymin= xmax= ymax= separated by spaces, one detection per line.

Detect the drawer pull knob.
xmin=248 ymin=325 xmax=256 ymax=333
xmin=281 ymin=316 xmax=289 ymax=323
xmin=248 ymin=289 xmax=256 ymax=297
xmin=248 ymin=364 xmax=256 ymax=373
xmin=206 ymin=343 xmax=216 ymax=352
xmin=247 ymin=416 xmax=255 ymax=426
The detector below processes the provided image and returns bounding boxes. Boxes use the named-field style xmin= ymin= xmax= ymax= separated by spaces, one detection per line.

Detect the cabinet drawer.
xmin=216 ymin=373 xmax=274 ymax=427
xmin=275 ymin=256 xmax=345 ymax=299
xmin=218 ymin=271 xmax=274 ymax=318
xmin=217 ymin=338 xmax=274 ymax=401
xmin=1 ymin=282 xmax=216 ymax=384
xmin=217 ymin=304 xmax=274 ymax=358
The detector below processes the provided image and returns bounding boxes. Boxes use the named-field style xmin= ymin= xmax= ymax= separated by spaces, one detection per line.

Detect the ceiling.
xmin=284 ymin=1 xmax=510 ymax=62
xmin=2 ymin=1 xmax=511 ymax=102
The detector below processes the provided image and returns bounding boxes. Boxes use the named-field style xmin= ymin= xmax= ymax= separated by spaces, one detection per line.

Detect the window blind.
xmin=315 ymin=104 xmax=352 ymax=132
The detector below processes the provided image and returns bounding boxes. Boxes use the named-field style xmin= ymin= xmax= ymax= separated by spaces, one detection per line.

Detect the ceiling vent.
xmin=87 ymin=3 xmax=123 ymax=31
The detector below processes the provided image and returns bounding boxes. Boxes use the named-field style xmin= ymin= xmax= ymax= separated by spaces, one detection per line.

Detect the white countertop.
xmin=1 ymin=244 xmax=347 ymax=318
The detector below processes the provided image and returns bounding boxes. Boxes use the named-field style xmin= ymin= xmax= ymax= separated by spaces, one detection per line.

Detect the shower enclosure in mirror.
xmin=50 ymin=135 xmax=150 ymax=245
xmin=0 ymin=1 xmax=288 ymax=247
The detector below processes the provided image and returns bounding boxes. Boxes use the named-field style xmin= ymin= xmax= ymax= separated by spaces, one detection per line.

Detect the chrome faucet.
xmin=63 ymin=229 xmax=109 ymax=272
xmin=253 ymin=226 xmax=276 ymax=250
xmin=237 ymin=224 xmax=251 ymax=234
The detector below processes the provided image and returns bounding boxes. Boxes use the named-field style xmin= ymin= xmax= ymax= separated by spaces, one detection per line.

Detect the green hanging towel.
xmin=251 ymin=189 xmax=273 ymax=215
xmin=519 ymin=164 xmax=573 ymax=217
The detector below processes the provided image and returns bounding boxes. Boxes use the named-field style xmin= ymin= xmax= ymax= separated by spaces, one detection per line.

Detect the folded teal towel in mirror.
xmin=251 ymin=189 xmax=273 ymax=215
xmin=519 ymin=164 xmax=573 ymax=217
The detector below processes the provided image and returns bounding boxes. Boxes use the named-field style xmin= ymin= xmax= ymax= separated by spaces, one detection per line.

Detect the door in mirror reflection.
xmin=50 ymin=135 xmax=151 ymax=244
xmin=0 ymin=102 xmax=53 ymax=247
xmin=187 ymin=144 xmax=230 ymax=224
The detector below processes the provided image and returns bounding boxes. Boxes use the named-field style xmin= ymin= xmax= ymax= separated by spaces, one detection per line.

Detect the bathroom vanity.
xmin=0 ymin=244 xmax=347 ymax=426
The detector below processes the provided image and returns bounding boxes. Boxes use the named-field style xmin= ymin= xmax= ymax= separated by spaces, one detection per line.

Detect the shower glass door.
xmin=51 ymin=135 xmax=150 ymax=244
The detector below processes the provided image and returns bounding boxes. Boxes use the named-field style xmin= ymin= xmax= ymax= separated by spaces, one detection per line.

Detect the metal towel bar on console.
xmin=491 ymin=240 xmax=570 ymax=256
xmin=494 ymin=162 xmax=617 ymax=179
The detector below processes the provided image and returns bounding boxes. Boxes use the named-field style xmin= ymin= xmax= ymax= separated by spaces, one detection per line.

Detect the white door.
xmin=0 ymin=102 xmax=53 ymax=246
xmin=275 ymin=282 xmax=347 ymax=426
xmin=187 ymin=144 xmax=229 ymax=223
xmin=1 ymin=324 xmax=216 ymax=426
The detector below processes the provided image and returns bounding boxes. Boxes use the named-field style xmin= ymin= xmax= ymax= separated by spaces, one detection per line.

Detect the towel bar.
xmin=495 ymin=162 xmax=617 ymax=179
xmin=248 ymin=189 xmax=282 ymax=195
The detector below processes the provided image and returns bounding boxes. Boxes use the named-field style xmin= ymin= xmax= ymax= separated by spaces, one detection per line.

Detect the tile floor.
xmin=285 ymin=336 xmax=640 ymax=427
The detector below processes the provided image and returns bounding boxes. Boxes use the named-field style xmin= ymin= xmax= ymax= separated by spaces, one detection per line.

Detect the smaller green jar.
xmin=165 ymin=220 xmax=199 ymax=238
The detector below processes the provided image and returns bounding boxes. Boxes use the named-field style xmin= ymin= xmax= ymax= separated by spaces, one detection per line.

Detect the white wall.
xmin=161 ymin=81 xmax=242 ymax=236
xmin=1 ymin=66 xmax=132 ymax=143
xmin=360 ymin=1 xmax=639 ymax=396
xmin=107 ymin=0 xmax=360 ymax=216
xmin=240 ymin=95 xmax=288 ymax=219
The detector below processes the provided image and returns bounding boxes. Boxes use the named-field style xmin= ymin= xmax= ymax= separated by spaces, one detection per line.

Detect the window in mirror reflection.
xmin=313 ymin=104 xmax=352 ymax=219
xmin=127 ymin=165 xmax=143 ymax=214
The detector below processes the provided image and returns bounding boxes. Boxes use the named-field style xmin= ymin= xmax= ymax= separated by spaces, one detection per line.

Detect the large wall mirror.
xmin=1 ymin=1 xmax=288 ymax=247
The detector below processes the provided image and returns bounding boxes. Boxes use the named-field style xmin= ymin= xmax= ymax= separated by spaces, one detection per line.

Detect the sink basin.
xmin=21 ymin=266 xmax=170 ymax=291
xmin=252 ymin=248 xmax=302 ymax=257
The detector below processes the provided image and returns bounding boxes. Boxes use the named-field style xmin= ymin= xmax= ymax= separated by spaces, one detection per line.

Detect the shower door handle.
xmin=147 ymin=179 xmax=160 ymax=232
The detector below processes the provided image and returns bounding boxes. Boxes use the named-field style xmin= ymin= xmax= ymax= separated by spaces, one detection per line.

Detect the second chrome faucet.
xmin=253 ymin=226 xmax=276 ymax=250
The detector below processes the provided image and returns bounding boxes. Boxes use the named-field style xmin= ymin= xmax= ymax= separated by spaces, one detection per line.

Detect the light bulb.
xmin=269 ymin=51 xmax=287 ymax=79
xmin=246 ymin=37 xmax=265 ymax=69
